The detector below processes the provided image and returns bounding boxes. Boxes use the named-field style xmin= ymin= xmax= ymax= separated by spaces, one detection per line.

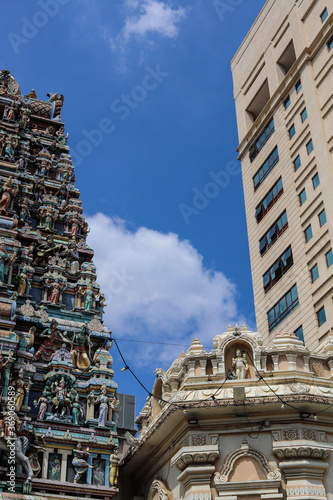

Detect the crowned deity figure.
xmin=66 ymin=323 xmax=93 ymax=371
xmin=95 ymin=383 xmax=110 ymax=427
xmin=33 ymin=319 xmax=70 ymax=362
xmin=13 ymin=368 xmax=32 ymax=412
xmin=232 ymin=349 xmax=249 ymax=380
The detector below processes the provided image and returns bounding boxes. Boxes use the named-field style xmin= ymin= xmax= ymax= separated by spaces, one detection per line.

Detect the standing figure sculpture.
xmin=16 ymin=267 xmax=31 ymax=295
xmin=84 ymin=284 xmax=95 ymax=311
xmin=0 ymin=176 xmax=18 ymax=213
xmin=72 ymin=442 xmax=93 ymax=483
xmin=72 ymin=394 xmax=83 ymax=425
xmin=66 ymin=323 xmax=93 ymax=371
xmin=109 ymin=449 xmax=120 ymax=487
xmin=95 ymin=383 xmax=110 ymax=427
xmin=232 ymin=349 xmax=249 ymax=380
xmin=34 ymin=388 xmax=49 ymax=420
xmin=13 ymin=368 xmax=32 ymax=412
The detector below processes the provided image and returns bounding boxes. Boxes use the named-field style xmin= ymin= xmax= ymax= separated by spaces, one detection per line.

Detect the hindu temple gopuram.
xmin=0 ymin=69 xmax=124 ymax=499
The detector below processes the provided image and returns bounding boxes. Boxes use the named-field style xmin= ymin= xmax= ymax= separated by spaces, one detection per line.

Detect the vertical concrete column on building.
xmin=188 ymin=360 xmax=196 ymax=377
xmin=60 ymin=450 xmax=72 ymax=482
xmin=211 ymin=359 xmax=218 ymax=375
xmin=286 ymin=353 xmax=297 ymax=371
xmin=279 ymin=460 xmax=329 ymax=499
xmin=177 ymin=465 xmax=215 ymax=500
xmin=303 ymin=356 xmax=310 ymax=372
xmin=200 ymin=359 xmax=207 ymax=376
xmin=271 ymin=355 xmax=279 ymax=371
xmin=261 ymin=355 xmax=268 ymax=372
xmin=42 ymin=448 xmax=51 ymax=479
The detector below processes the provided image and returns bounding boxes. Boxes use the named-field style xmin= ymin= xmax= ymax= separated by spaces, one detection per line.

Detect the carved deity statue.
xmin=65 ymin=324 xmax=93 ymax=371
xmin=95 ymin=383 xmax=110 ymax=427
xmin=34 ymin=388 xmax=49 ymax=420
xmin=72 ymin=394 xmax=83 ymax=425
xmin=232 ymin=349 xmax=249 ymax=380
xmin=109 ymin=449 xmax=120 ymax=487
xmin=0 ymin=176 xmax=18 ymax=213
xmin=72 ymin=442 xmax=94 ymax=483
xmin=33 ymin=319 xmax=69 ymax=362
xmin=13 ymin=368 xmax=32 ymax=411
xmin=16 ymin=267 xmax=31 ymax=295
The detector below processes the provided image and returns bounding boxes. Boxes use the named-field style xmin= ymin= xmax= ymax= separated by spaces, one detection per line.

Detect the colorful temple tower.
xmin=0 ymin=69 xmax=120 ymax=499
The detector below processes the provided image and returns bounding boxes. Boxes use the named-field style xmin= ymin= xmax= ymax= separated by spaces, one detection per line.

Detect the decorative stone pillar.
xmin=170 ymin=380 xmax=179 ymax=395
xmin=261 ymin=355 xmax=267 ymax=371
xmin=286 ymin=353 xmax=297 ymax=371
xmin=42 ymin=449 xmax=51 ymax=479
xmin=60 ymin=450 xmax=72 ymax=482
xmin=188 ymin=360 xmax=196 ymax=377
xmin=303 ymin=355 xmax=310 ymax=372
xmin=273 ymin=430 xmax=333 ymax=500
xmin=271 ymin=354 xmax=279 ymax=371
xmin=171 ymin=445 xmax=219 ymax=500
xmin=211 ymin=359 xmax=218 ymax=375
xmin=199 ymin=359 xmax=207 ymax=376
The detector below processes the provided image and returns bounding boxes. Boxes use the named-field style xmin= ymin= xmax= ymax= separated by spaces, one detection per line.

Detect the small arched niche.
xmin=224 ymin=341 xmax=255 ymax=379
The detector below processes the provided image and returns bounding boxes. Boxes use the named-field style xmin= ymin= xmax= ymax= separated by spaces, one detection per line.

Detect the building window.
xmin=294 ymin=155 xmax=301 ymax=171
xmin=294 ymin=325 xmax=304 ymax=343
xmin=284 ymin=95 xmax=291 ymax=109
xmin=295 ymin=79 xmax=302 ymax=93
xmin=259 ymin=210 xmax=288 ymax=255
xmin=311 ymin=264 xmax=319 ymax=282
xmin=268 ymin=285 xmax=299 ymax=332
xmin=289 ymin=124 xmax=296 ymax=139
xmin=299 ymin=188 xmax=306 ymax=206
xmin=253 ymin=147 xmax=279 ymax=190
xmin=317 ymin=306 xmax=326 ymax=326
xmin=255 ymin=177 xmax=283 ymax=223
xmin=300 ymin=108 xmax=307 ymax=123
xmin=263 ymin=246 xmax=293 ymax=292
xmin=306 ymin=139 xmax=314 ymax=155
xmin=328 ymin=36 xmax=333 ymax=51
xmin=326 ymin=249 xmax=333 ymax=267
xmin=312 ymin=173 xmax=320 ymax=189
xmin=249 ymin=118 xmax=275 ymax=162
xmin=319 ymin=209 xmax=327 ymax=227
xmin=305 ymin=225 xmax=313 ymax=242
xmin=321 ymin=8 xmax=328 ymax=22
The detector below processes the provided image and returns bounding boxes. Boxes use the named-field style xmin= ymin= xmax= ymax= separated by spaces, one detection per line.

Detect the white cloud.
xmin=123 ymin=0 xmax=187 ymax=40
xmin=87 ymin=213 xmax=241 ymax=368
xmin=110 ymin=0 xmax=188 ymax=55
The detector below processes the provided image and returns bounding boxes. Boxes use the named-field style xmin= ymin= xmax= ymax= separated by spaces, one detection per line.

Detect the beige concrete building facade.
xmin=231 ymin=0 xmax=333 ymax=350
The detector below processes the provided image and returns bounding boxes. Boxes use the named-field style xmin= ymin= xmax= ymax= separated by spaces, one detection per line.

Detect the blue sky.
xmin=1 ymin=0 xmax=266 ymax=415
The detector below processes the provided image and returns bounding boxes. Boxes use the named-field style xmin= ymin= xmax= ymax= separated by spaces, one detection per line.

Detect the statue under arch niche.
xmin=224 ymin=341 xmax=255 ymax=380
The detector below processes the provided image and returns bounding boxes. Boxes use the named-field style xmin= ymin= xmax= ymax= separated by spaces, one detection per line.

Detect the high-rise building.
xmin=231 ymin=0 xmax=333 ymax=350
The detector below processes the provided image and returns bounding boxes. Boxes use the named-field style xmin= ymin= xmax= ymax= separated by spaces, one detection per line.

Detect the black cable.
xmin=245 ymin=350 xmax=301 ymax=411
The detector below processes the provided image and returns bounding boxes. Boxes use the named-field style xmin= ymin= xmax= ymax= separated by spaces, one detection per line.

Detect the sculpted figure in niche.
xmin=65 ymin=323 xmax=93 ymax=371
xmin=72 ymin=442 xmax=94 ymax=483
xmin=95 ymin=384 xmax=110 ymax=427
xmin=109 ymin=448 xmax=120 ymax=487
xmin=0 ymin=243 xmax=8 ymax=285
xmin=13 ymin=368 xmax=32 ymax=411
xmin=232 ymin=349 xmax=248 ymax=380
xmin=72 ymin=395 xmax=83 ymax=425
xmin=33 ymin=319 xmax=69 ymax=362
xmin=34 ymin=388 xmax=49 ymax=420
xmin=16 ymin=267 xmax=31 ymax=295
xmin=0 ymin=176 xmax=18 ymax=213
xmin=0 ymin=349 xmax=13 ymax=370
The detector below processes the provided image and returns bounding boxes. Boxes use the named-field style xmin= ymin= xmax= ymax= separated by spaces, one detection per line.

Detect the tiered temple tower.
xmin=0 ymin=70 xmax=120 ymax=499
